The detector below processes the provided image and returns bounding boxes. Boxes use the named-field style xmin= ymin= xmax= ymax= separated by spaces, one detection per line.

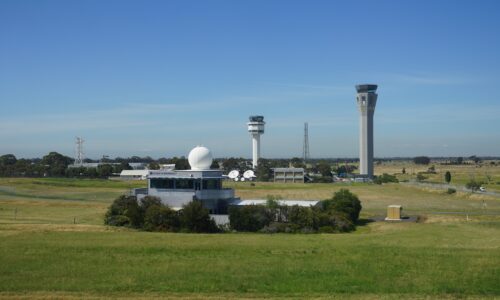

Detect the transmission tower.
xmin=75 ymin=137 xmax=84 ymax=166
xmin=302 ymin=122 xmax=310 ymax=163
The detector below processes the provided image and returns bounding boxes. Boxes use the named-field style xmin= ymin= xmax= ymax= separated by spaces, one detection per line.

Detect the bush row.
xmin=105 ymin=189 xmax=362 ymax=234
xmin=228 ymin=189 xmax=362 ymax=233
xmin=104 ymin=195 xmax=219 ymax=233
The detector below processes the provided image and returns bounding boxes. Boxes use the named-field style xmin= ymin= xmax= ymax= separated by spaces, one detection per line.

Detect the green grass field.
xmin=374 ymin=160 xmax=500 ymax=192
xmin=1 ymin=177 xmax=500 ymax=299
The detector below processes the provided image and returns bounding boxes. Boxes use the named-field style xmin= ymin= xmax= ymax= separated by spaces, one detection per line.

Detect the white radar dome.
xmin=188 ymin=146 xmax=213 ymax=170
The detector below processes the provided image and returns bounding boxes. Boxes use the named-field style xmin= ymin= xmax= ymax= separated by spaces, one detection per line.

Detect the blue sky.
xmin=1 ymin=0 xmax=499 ymax=159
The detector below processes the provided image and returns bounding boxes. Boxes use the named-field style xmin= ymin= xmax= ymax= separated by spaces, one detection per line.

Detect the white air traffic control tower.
xmin=247 ymin=115 xmax=265 ymax=169
xmin=356 ymin=84 xmax=378 ymax=178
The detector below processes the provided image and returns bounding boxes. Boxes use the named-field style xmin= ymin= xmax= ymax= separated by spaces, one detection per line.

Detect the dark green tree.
xmin=373 ymin=173 xmax=398 ymax=184
xmin=143 ymin=204 xmax=179 ymax=232
xmin=97 ymin=164 xmax=114 ymax=177
xmin=169 ymin=157 xmax=190 ymax=170
xmin=148 ymin=162 xmax=160 ymax=170
xmin=228 ymin=205 xmax=273 ymax=232
xmin=255 ymin=159 xmax=272 ymax=181
xmin=445 ymin=171 xmax=451 ymax=184
xmin=465 ymin=179 xmax=482 ymax=193
xmin=104 ymin=195 xmax=142 ymax=227
xmin=321 ymin=189 xmax=362 ymax=223
xmin=179 ymin=200 xmax=218 ymax=233
xmin=290 ymin=157 xmax=306 ymax=168
xmin=316 ymin=161 xmax=332 ymax=177
xmin=413 ymin=156 xmax=431 ymax=165
xmin=288 ymin=205 xmax=315 ymax=230
xmin=221 ymin=157 xmax=241 ymax=173
xmin=41 ymin=152 xmax=73 ymax=176
xmin=210 ymin=160 xmax=220 ymax=170
xmin=416 ymin=173 xmax=427 ymax=181
xmin=0 ymin=154 xmax=17 ymax=166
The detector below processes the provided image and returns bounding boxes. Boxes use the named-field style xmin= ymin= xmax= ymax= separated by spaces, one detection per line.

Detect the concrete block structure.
xmin=273 ymin=167 xmax=305 ymax=183
xmin=356 ymin=84 xmax=378 ymax=178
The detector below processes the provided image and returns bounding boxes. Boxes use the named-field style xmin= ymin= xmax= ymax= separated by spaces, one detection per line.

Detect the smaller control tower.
xmin=247 ymin=116 xmax=265 ymax=169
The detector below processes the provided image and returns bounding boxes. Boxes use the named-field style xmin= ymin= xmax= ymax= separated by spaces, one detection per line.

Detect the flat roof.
xmin=120 ymin=170 xmax=149 ymax=176
xmin=148 ymin=169 xmax=224 ymax=179
xmin=272 ymin=168 xmax=305 ymax=172
xmin=233 ymin=199 xmax=319 ymax=207
xmin=355 ymin=84 xmax=378 ymax=93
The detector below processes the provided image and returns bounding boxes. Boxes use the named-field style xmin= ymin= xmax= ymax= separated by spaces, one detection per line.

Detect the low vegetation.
xmin=373 ymin=173 xmax=399 ymax=184
xmin=229 ymin=189 xmax=361 ymax=233
xmin=105 ymin=195 xmax=219 ymax=233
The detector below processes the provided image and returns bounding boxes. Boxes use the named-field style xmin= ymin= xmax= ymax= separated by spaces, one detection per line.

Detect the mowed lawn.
xmin=1 ymin=177 xmax=500 ymax=299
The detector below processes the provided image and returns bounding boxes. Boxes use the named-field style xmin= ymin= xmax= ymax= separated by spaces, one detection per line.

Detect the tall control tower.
xmin=356 ymin=84 xmax=378 ymax=178
xmin=247 ymin=116 xmax=265 ymax=169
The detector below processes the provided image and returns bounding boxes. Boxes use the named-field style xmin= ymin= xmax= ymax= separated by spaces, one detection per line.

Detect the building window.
xmin=176 ymin=179 xmax=194 ymax=189
xmin=203 ymin=179 xmax=220 ymax=190
xmin=150 ymin=178 xmax=174 ymax=189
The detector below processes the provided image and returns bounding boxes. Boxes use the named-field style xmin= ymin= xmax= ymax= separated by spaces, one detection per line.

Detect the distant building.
xmin=120 ymin=170 xmax=149 ymax=180
xmin=273 ymin=167 xmax=305 ymax=183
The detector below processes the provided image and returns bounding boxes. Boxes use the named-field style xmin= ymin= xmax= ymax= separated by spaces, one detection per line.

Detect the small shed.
xmin=385 ymin=205 xmax=402 ymax=221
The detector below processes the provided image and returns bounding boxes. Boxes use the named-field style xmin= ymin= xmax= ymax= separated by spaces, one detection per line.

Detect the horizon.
xmin=1 ymin=0 xmax=500 ymax=159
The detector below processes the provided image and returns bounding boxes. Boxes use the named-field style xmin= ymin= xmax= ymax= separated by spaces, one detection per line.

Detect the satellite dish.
xmin=243 ymin=170 xmax=256 ymax=180
xmin=234 ymin=177 xmax=239 ymax=182
xmin=228 ymin=170 xmax=239 ymax=179
xmin=240 ymin=177 xmax=245 ymax=182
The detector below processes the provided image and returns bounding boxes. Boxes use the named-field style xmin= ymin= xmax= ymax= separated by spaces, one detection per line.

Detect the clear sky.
xmin=1 ymin=0 xmax=499 ymax=159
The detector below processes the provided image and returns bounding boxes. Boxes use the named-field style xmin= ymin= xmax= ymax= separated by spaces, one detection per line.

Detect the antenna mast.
xmin=303 ymin=122 xmax=310 ymax=163
xmin=75 ymin=137 xmax=84 ymax=166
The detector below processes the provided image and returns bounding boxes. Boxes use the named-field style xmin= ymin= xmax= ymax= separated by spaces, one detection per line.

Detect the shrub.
xmin=314 ymin=210 xmax=354 ymax=233
xmin=179 ymin=201 xmax=219 ymax=233
xmin=229 ymin=189 xmax=361 ymax=233
xmin=373 ymin=173 xmax=399 ymax=184
xmin=143 ymin=204 xmax=180 ymax=232
xmin=105 ymin=195 xmax=218 ymax=233
xmin=288 ymin=205 xmax=315 ymax=230
xmin=445 ymin=171 xmax=451 ymax=184
xmin=260 ymin=222 xmax=293 ymax=233
xmin=104 ymin=195 xmax=142 ymax=228
xmin=446 ymin=188 xmax=456 ymax=195
xmin=416 ymin=173 xmax=427 ymax=181
xmin=320 ymin=189 xmax=362 ymax=223
xmin=228 ymin=205 xmax=273 ymax=232
xmin=465 ymin=179 xmax=483 ymax=192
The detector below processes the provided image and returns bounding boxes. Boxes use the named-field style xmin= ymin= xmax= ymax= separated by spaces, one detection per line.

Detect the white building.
xmin=120 ymin=170 xmax=149 ymax=180
xmin=134 ymin=146 xmax=237 ymax=213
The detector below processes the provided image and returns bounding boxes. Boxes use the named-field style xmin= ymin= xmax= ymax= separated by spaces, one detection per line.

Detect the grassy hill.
xmin=1 ymin=177 xmax=499 ymax=299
